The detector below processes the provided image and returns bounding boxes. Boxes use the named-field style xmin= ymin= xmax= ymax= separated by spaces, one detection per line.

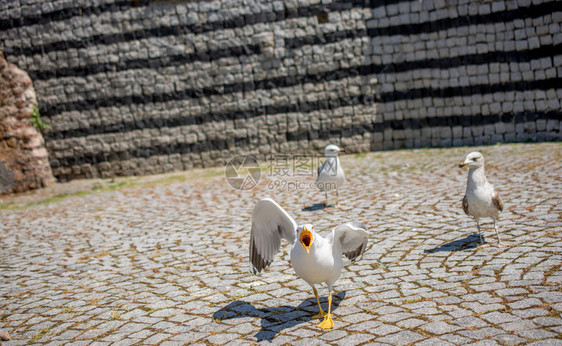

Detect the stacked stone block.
xmin=0 ymin=0 xmax=560 ymax=181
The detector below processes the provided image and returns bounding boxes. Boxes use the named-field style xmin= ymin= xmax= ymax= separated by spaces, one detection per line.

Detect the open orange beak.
xmin=300 ymin=226 xmax=313 ymax=254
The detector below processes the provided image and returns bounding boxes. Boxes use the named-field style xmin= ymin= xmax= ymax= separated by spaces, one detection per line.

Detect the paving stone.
xmin=458 ymin=327 xmax=503 ymax=339
xmin=338 ymin=333 xmax=374 ymax=345
xmin=414 ymin=338 xmax=455 ymax=346
xmin=468 ymin=340 xmax=500 ymax=346
xmin=440 ymin=333 xmax=473 ymax=344
xmin=397 ymin=318 xmax=426 ymax=328
xmin=205 ymin=332 xmax=240 ymax=344
xmin=493 ymin=333 xmax=528 ymax=345
xmin=532 ymin=317 xmax=562 ymax=327
xmin=342 ymin=313 xmax=377 ymax=324
xmin=346 ymin=320 xmax=383 ymax=331
xmin=127 ymin=329 xmax=154 ymax=339
xmin=167 ymin=331 xmax=206 ymax=343
xmin=376 ymin=330 xmax=424 ymax=344
xmin=516 ymin=329 xmax=558 ymax=339
xmin=379 ymin=312 xmax=415 ymax=323
xmin=447 ymin=308 xmax=473 ymax=318
xmin=453 ymin=316 xmax=489 ymax=329
xmin=372 ymin=323 xmax=402 ymax=336
xmin=142 ymin=333 xmax=172 ymax=344
xmin=111 ymin=338 xmax=141 ymax=346
xmin=318 ymin=329 xmax=348 ymax=341
xmin=481 ymin=311 xmax=520 ymax=324
xmin=509 ymin=298 xmax=543 ymax=309
xmin=462 ymin=302 xmax=505 ymax=314
xmin=527 ymin=341 xmax=562 ymax=346
xmin=420 ymin=321 xmax=462 ymax=335
xmin=500 ymin=319 xmax=538 ymax=332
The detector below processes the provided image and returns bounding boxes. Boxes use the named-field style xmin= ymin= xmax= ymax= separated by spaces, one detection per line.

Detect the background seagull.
xmin=249 ymin=198 xmax=368 ymax=329
xmin=316 ymin=144 xmax=345 ymax=207
xmin=459 ymin=152 xmax=505 ymax=247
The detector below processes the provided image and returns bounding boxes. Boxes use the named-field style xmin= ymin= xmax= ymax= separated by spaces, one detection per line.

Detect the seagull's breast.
xmin=466 ymin=185 xmax=498 ymax=218
xmin=316 ymin=158 xmax=345 ymax=190
xmin=290 ymin=237 xmax=342 ymax=285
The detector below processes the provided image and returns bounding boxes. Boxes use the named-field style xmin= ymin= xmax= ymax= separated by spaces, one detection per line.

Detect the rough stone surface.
xmin=0 ymin=52 xmax=54 ymax=194
xmin=0 ymin=142 xmax=560 ymax=344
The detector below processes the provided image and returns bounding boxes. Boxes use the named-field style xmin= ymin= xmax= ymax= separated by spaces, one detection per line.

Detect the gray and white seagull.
xmin=459 ymin=152 xmax=505 ymax=247
xmin=316 ymin=144 xmax=345 ymax=207
xmin=249 ymin=198 xmax=368 ymax=329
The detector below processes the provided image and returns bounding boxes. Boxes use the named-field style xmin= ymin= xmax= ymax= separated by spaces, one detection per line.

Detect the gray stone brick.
xmin=420 ymin=321 xmax=462 ymax=335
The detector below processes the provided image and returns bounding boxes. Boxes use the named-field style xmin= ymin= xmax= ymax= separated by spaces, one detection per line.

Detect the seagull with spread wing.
xmin=459 ymin=152 xmax=505 ymax=247
xmin=249 ymin=198 xmax=368 ymax=329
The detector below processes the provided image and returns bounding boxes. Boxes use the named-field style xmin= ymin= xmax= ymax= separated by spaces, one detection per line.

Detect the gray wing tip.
xmin=250 ymin=265 xmax=261 ymax=275
xmin=345 ymin=242 xmax=368 ymax=262
xmin=340 ymin=222 xmax=369 ymax=262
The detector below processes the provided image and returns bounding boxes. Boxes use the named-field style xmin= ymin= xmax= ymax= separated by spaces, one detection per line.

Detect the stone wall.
xmin=0 ymin=0 xmax=560 ymax=181
xmin=0 ymin=52 xmax=55 ymax=193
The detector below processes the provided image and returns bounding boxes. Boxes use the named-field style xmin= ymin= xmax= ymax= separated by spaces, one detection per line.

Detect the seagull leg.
xmin=311 ymin=286 xmax=326 ymax=319
xmin=324 ymin=191 xmax=328 ymax=207
xmin=335 ymin=189 xmax=342 ymax=209
xmin=493 ymin=218 xmax=505 ymax=247
xmin=476 ymin=219 xmax=489 ymax=248
xmin=317 ymin=291 xmax=334 ymax=329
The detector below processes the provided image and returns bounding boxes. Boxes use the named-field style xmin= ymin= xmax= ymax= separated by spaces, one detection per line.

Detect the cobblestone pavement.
xmin=1 ymin=143 xmax=561 ymax=345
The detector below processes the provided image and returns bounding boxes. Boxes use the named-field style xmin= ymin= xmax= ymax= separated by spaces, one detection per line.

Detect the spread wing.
xmin=330 ymin=222 xmax=368 ymax=262
xmin=462 ymin=195 xmax=469 ymax=215
xmin=249 ymin=198 xmax=297 ymax=274
xmin=492 ymin=190 xmax=503 ymax=212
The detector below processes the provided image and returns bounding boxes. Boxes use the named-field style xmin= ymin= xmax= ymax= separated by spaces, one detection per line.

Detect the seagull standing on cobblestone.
xmin=316 ymin=144 xmax=345 ymax=207
xmin=459 ymin=152 xmax=505 ymax=247
xmin=249 ymin=198 xmax=368 ymax=329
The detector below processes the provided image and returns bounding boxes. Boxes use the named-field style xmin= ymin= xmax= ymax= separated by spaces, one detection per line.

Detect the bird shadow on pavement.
xmin=424 ymin=233 xmax=485 ymax=253
xmin=212 ymin=291 xmax=346 ymax=341
xmin=301 ymin=203 xmax=328 ymax=212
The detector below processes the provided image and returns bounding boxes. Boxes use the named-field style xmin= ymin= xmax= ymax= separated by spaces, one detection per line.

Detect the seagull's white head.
xmin=298 ymin=224 xmax=314 ymax=254
xmin=459 ymin=151 xmax=485 ymax=169
xmin=324 ymin=144 xmax=342 ymax=157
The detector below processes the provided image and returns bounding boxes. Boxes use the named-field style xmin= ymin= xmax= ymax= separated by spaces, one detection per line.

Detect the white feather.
xmin=249 ymin=198 xmax=297 ymax=274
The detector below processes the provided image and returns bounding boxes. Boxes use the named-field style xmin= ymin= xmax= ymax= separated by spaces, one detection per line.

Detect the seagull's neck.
xmin=467 ymin=166 xmax=487 ymax=187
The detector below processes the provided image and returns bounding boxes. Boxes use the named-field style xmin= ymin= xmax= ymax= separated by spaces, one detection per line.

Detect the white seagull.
xmin=249 ymin=198 xmax=368 ymax=329
xmin=316 ymin=144 xmax=345 ymax=207
xmin=459 ymin=152 xmax=505 ymax=247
